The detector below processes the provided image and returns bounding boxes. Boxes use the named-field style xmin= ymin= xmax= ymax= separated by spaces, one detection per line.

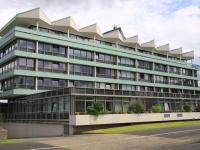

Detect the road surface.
xmin=1 ymin=125 xmax=200 ymax=150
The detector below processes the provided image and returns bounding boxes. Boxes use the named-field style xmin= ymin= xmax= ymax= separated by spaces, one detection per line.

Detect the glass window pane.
xmin=27 ymin=41 xmax=35 ymax=50
xmin=27 ymin=59 xmax=34 ymax=67
xmin=19 ymin=58 xmax=26 ymax=66
xmin=19 ymin=40 xmax=27 ymax=49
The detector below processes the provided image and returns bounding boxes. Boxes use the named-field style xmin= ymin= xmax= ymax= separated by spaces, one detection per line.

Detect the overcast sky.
xmin=0 ymin=0 xmax=200 ymax=63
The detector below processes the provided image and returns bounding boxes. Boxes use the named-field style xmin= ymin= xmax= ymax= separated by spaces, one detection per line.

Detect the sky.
xmin=0 ymin=0 xmax=200 ymax=64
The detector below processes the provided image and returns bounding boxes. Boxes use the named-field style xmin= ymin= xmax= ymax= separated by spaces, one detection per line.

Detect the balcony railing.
xmin=138 ymin=78 xmax=154 ymax=83
xmin=70 ymin=87 xmax=200 ymax=99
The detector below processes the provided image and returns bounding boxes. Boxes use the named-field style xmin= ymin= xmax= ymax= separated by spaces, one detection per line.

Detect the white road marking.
xmin=30 ymin=128 xmax=200 ymax=150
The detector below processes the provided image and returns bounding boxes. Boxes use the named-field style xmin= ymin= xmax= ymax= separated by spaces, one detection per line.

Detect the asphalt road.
xmin=1 ymin=125 xmax=200 ymax=150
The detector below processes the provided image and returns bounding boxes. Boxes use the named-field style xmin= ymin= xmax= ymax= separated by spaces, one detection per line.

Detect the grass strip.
xmin=83 ymin=121 xmax=200 ymax=134
xmin=0 ymin=140 xmax=26 ymax=145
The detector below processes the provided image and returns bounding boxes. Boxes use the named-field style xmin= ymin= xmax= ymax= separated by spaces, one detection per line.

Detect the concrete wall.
xmin=69 ymin=112 xmax=200 ymax=126
xmin=4 ymin=122 xmax=65 ymax=139
xmin=0 ymin=129 xmax=7 ymax=140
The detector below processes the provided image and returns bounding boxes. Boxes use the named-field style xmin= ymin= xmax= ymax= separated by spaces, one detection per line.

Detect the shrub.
xmin=87 ymin=106 xmax=99 ymax=116
xmin=129 ymin=101 xmax=145 ymax=114
xmin=152 ymin=104 xmax=161 ymax=113
xmin=87 ymin=103 xmax=103 ymax=116
xmin=183 ymin=105 xmax=191 ymax=112
xmin=93 ymin=103 xmax=103 ymax=112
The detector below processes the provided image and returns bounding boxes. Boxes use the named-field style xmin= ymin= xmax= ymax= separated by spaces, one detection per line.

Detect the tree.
xmin=183 ymin=105 xmax=191 ymax=112
xmin=152 ymin=104 xmax=162 ymax=113
xmin=129 ymin=100 xmax=145 ymax=114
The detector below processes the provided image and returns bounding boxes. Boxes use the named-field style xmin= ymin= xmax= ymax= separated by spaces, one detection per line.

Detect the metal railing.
xmin=70 ymin=87 xmax=200 ymax=99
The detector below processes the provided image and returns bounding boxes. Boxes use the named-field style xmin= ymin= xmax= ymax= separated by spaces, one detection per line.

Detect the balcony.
xmin=118 ymin=63 xmax=135 ymax=68
xmin=155 ymin=80 xmax=169 ymax=84
xmin=70 ymin=87 xmax=200 ymax=99
xmin=138 ymin=78 xmax=154 ymax=83
xmin=96 ymin=59 xmax=116 ymax=65
xmin=155 ymin=68 xmax=167 ymax=72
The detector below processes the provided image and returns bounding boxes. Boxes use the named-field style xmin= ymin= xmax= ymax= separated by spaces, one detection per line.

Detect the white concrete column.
xmin=135 ymin=45 xmax=138 ymax=52
xmin=35 ymin=77 xmax=38 ymax=90
xmin=136 ymin=72 xmax=139 ymax=82
xmin=36 ymin=41 xmax=38 ymax=54
xmin=167 ymin=65 xmax=169 ymax=73
xmin=152 ymin=62 xmax=155 ymax=71
xmin=67 ymin=47 xmax=69 ymax=58
xmin=94 ymin=67 xmax=96 ymax=77
xmin=135 ymin=59 xmax=138 ymax=68
xmin=67 ymin=63 xmax=70 ymax=75
xmin=35 ymin=41 xmax=38 ymax=90
xmin=117 ymin=70 xmax=120 ymax=79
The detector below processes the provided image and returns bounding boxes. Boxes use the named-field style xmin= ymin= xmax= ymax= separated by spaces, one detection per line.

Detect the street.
xmin=0 ymin=125 xmax=200 ymax=150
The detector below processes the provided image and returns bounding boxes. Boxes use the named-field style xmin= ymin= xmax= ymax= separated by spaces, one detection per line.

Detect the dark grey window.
xmin=70 ymin=64 xmax=93 ymax=76
xmin=96 ymin=67 xmax=115 ymax=78
xmin=19 ymin=58 xmax=26 ymax=66
xmin=18 ymin=39 xmax=35 ymax=52
xmin=69 ymin=48 xmax=92 ymax=60
xmin=96 ymin=53 xmax=116 ymax=64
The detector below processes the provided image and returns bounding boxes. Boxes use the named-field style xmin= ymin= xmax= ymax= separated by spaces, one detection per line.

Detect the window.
xmin=58 ymin=80 xmax=66 ymax=88
xmin=53 ymin=45 xmax=59 ymax=54
xmin=138 ymin=60 xmax=152 ymax=70
xmin=17 ymin=58 xmax=34 ymax=70
xmin=96 ymin=53 xmax=116 ymax=64
xmin=38 ymin=43 xmax=44 ymax=53
xmin=27 ymin=59 xmax=34 ymax=68
xmin=59 ymin=63 xmax=66 ymax=72
xmin=59 ymin=47 xmax=66 ymax=56
xmin=38 ymin=42 xmax=66 ymax=56
xmin=19 ymin=58 xmax=26 ymax=66
xmin=38 ymin=79 xmax=43 ymax=87
xmin=75 ymin=101 xmax=85 ymax=112
xmin=70 ymin=64 xmax=93 ymax=76
xmin=119 ymin=71 xmax=135 ymax=80
xmin=38 ymin=60 xmax=44 ymax=69
xmin=19 ymin=40 xmax=27 ymax=50
xmin=69 ymin=48 xmax=92 ymax=60
xmin=51 ymin=102 xmax=58 ymax=112
xmin=19 ymin=39 xmax=35 ymax=52
xmin=27 ymin=41 xmax=35 ymax=51
xmin=52 ymin=63 xmax=59 ymax=70
xmin=44 ymin=61 xmax=52 ymax=70
xmin=44 ymin=78 xmax=52 ymax=87
xmin=96 ymin=68 xmax=115 ymax=78
xmin=44 ymin=44 xmax=51 ymax=53
xmin=52 ymin=80 xmax=59 ymax=87
xmin=26 ymin=77 xmax=34 ymax=87
xmin=72 ymin=80 xmax=93 ymax=88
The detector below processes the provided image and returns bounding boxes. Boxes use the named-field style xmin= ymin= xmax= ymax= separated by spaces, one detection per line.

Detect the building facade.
xmin=0 ymin=8 xmax=200 ymax=125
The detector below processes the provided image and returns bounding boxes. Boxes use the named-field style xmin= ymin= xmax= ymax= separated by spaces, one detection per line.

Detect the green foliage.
xmin=183 ymin=105 xmax=191 ymax=112
xmin=87 ymin=106 xmax=99 ymax=116
xmin=129 ymin=101 xmax=145 ymax=114
xmin=87 ymin=103 xmax=103 ymax=116
xmin=84 ymin=121 xmax=200 ymax=134
xmin=93 ymin=103 xmax=103 ymax=112
xmin=152 ymin=104 xmax=162 ymax=113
